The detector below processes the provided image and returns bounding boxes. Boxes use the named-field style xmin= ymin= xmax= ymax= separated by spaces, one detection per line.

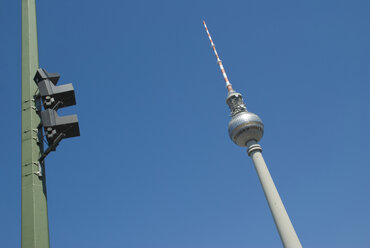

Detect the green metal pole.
xmin=21 ymin=0 xmax=50 ymax=247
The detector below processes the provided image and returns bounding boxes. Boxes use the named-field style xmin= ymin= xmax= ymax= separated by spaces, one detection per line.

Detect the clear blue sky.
xmin=1 ymin=0 xmax=370 ymax=247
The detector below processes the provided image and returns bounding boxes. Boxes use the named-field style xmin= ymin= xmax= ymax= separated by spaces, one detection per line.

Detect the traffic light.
xmin=34 ymin=68 xmax=80 ymax=148
xmin=34 ymin=68 xmax=76 ymax=110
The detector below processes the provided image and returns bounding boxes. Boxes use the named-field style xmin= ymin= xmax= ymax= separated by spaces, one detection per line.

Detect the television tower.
xmin=203 ymin=21 xmax=302 ymax=248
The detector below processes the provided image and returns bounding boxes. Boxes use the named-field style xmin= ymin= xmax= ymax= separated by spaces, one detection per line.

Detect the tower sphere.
xmin=228 ymin=111 xmax=264 ymax=147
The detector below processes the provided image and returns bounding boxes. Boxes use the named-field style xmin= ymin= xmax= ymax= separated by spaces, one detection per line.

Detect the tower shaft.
xmin=247 ymin=140 xmax=302 ymax=248
xmin=22 ymin=0 xmax=50 ymax=247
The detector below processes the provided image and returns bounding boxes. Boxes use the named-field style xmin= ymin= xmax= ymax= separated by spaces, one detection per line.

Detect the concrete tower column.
xmin=247 ymin=140 xmax=302 ymax=248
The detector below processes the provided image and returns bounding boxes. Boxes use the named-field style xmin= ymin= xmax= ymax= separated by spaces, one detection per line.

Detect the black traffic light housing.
xmin=41 ymin=109 xmax=79 ymax=143
xmin=34 ymin=68 xmax=76 ymax=109
xmin=34 ymin=68 xmax=80 ymax=158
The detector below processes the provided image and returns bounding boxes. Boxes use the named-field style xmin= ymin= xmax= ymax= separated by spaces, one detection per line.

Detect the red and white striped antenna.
xmin=203 ymin=20 xmax=233 ymax=92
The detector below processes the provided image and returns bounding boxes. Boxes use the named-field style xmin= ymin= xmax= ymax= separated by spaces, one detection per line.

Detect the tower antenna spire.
xmin=203 ymin=20 xmax=233 ymax=92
